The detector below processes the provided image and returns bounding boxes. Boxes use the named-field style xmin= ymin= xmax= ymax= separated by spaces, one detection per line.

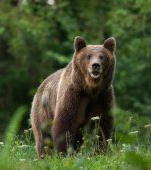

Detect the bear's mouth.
xmin=90 ymin=71 xmax=101 ymax=79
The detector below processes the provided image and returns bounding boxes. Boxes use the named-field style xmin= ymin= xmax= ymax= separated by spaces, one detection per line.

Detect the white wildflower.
xmin=129 ymin=131 xmax=139 ymax=135
xmin=95 ymin=135 xmax=100 ymax=139
xmin=144 ymin=124 xmax=151 ymax=128
xmin=0 ymin=142 xmax=4 ymax=146
xmin=18 ymin=145 xmax=30 ymax=148
xmin=107 ymin=138 xmax=112 ymax=143
xmin=91 ymin=116 xmax=100 ymax=120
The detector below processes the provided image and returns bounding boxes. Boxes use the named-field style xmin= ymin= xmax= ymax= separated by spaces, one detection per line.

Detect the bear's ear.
xmin=103 ymin=37 xmax=116 ymax=53
xmin=74 ymin=36 xmax=86 ymax=52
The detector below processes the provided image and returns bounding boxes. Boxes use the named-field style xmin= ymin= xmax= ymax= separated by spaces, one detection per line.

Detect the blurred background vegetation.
xmin=0 ymin=0 xmax=151 ymax=138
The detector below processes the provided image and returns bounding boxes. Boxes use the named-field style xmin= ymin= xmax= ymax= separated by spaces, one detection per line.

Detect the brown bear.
xmin=30 ymin=36 xmax=116 ymax=158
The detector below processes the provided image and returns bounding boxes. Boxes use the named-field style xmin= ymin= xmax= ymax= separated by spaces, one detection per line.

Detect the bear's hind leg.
xmin=32 ymin=124 xmax=45 ymax=159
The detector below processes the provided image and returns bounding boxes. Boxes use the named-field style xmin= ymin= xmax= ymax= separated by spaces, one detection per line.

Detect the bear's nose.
xmin=92 ymin=63 xmax=100 ymax=70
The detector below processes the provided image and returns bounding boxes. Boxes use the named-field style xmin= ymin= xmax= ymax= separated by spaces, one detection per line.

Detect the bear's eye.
xmin=87 ymin=54 xmax=92 ymax=60
xmin=100 ymin=56 xmax=107 ymax=62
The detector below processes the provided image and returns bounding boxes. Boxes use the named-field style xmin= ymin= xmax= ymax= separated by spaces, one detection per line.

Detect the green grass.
xmin=1 ymin=139 xmax=151 ymax=170
xmin=0 ymin=107 xmax=151 ymax=170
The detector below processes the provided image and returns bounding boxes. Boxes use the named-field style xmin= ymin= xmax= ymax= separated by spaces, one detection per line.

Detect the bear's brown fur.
xmin=30 ymin=36 xmax=116 ymax=158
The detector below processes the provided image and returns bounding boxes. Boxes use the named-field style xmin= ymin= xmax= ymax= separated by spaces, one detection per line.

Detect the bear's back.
xmin=31 ymin=69 xmax=64 ymax=122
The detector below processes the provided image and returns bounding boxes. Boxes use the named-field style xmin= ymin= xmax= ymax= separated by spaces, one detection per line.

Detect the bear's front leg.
xmin=98 ymin=86 xmax=114 ymax=153
xmin=87 ymin=86 xmax=114 ymax=153
xmin=99 ymin=86 xmax=114 ymax=140
xmin=52 ymin=87 xmax=80 ymax=153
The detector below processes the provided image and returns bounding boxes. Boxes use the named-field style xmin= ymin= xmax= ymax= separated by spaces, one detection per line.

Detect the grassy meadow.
xmin=0 ymin=107 xmax=151 ymax=170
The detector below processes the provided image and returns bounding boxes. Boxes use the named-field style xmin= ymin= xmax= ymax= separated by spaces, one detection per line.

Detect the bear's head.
xmin=73 ymin=36 xmax=116 ymax=90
